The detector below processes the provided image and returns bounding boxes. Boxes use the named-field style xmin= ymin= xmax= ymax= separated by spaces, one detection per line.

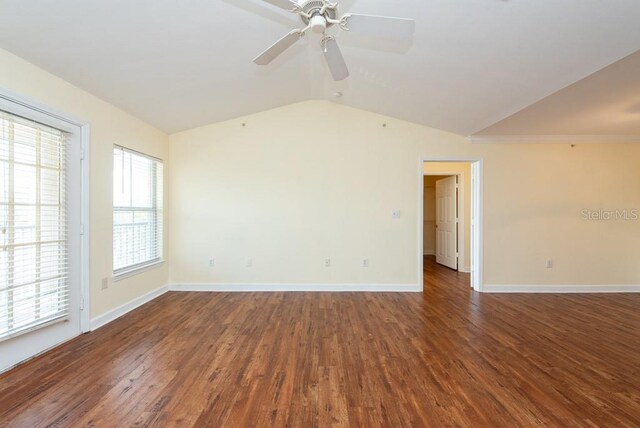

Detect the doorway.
xmin=420 ymin=160 xmax=483 ymax=291
xmin=0 ymin=91 xmax=89 ymax=373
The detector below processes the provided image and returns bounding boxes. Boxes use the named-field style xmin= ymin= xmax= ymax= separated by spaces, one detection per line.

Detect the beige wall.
xmin=169 ymin=100 xmax=640 ymax=288
xmin=0 ymin=48 xmax=170 ymax=318
xmin=424 ymin=163 xmax=472 ymax=271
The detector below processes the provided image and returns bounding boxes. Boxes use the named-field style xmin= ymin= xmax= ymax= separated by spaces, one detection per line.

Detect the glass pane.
xmin=13 ymin=138 xmax=36 ymax=165
xmin=41 ymin=141 xmax=61 ymax=169
xmin=40 ymin=280 xmax=62 ymax=318
xmin=41 ymin=169 xmax=60 ymax=205
xmin=155 ymin=164 xmax=163 ymax=209
xmin=131 ymin=157 xmax=152 ymax=208
xmin=41 ymin=242 xmax=62 ymax=281
xmin=14 ymin=164 xmax=36 ymax=204
xmin=113 ymin=210 xmax=134 ymax=270
xmin=0 ymin=204 xmax=7 ymax=247
xmin=13 ymin=245 xmax=36 ymax=286
xmin=0 ymin=118 xmax=8 ymax=161
xmin=113 ymin=149 xmax=131 ymax=208
xmin=0 ymin=160 xmax=7 ymax=203
xmin=0 ymin=289 xmax=7 ymax=333
xmin=135 ymin=210 xmax=152 ymax=263
xmin=14 ymin=205 xmax=36 ymax=245
xmin=0 ymin=251 xmax=7 ymax=291
xmin=41 ymin=206 xmax=62 ymax=241
xmin=12 ymin=283 xmax=36 ymax=328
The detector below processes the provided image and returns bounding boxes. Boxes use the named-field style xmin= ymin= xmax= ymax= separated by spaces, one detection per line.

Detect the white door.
xmin=0 ymin=97 xmax=83 ymax=373
xmin=435 ymin=176 xmax=458 ymax=270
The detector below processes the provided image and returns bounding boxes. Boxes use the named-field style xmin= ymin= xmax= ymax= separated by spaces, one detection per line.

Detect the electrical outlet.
xmin=209 ymin=258 xmax=215 ymax=268
xmin=392 ymin=210 xmax=401 ymax=219
xmin=101 ymin=277 xmax=109 ymax=290
xmin=546 ymin=259 xmax=553 ymax=269
xmin=325 ymin=258 xmax=331 ymax=268
xmin=362 ymin=258 xmax=370 ymax=268
xmin=246 ymin=258 xmax=253 ymax=268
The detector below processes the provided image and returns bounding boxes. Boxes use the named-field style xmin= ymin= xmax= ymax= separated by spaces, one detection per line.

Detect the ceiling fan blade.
xmin=253 ymin=30 xmax=303 ymax=65
xmin=342 ymin=14 xmax=415 ymax=39
xmin=261 ymin=0 xmax=299 ymax=12
xmin=322 ymin=37 xmax=349 ymax=81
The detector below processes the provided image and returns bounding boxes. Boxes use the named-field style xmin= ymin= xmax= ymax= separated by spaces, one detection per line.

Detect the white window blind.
xmin=0 ymin=110 xmax=69 ymax=341
xmin=113 ymin=146 xmax=163 ymax=275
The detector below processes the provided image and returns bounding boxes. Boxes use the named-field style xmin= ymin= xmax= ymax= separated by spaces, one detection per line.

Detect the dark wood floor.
xmin=1 ymin=257 xmax=639 ymax=427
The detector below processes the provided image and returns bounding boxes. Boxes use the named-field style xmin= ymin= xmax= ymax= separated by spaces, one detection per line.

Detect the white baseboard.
xmin=459 ymin=266 xmax=472 ymax=273
xmin=90 ymin=285 xmax=169 ymax=330
xmin=483 ymin=284 xmax=640 ymax=293
xmin=169 ymin=283 xmax=422 ymax=293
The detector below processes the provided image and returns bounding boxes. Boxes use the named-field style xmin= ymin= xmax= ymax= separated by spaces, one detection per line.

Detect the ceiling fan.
xmin=252 ymin=0 xmax=416 ymax=81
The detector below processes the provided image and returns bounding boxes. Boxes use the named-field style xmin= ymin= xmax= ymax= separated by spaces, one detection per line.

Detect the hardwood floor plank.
xmin=1 ymin=257 xmax=639 ymax=427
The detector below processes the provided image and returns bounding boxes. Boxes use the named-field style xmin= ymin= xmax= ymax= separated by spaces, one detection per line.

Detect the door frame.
xmin=0 ymin=86 xmax=91 ymax=335
xmin=419 ymin=158 xmax=483 ymax=292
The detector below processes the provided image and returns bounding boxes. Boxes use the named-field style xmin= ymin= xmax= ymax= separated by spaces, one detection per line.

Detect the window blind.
xmin=0 ymin=110 xmax=69 ymax=341
xmin=113 ymin=146 xmax=163 ymax=275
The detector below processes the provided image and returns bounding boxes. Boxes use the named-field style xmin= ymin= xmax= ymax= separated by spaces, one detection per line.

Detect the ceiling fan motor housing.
xmin=299 ymin=0 xmax=338 ymax=32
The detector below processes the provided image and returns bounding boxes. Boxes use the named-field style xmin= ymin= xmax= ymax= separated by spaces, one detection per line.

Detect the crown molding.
xmin=468 ymin=134 xmax=640 ymax=144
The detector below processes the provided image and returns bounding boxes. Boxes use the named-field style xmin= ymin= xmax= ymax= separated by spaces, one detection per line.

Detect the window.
xmin=1 ymin=110 xmax=69 ymax=340
xmin=113 ymin=146 xmax=163 ymax=276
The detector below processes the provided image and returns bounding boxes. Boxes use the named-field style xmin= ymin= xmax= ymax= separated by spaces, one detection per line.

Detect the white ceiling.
xmin=1 ymin=0 xmax=640 ymax=135
xmin=475 ymin=49 xmax=640 ymax=137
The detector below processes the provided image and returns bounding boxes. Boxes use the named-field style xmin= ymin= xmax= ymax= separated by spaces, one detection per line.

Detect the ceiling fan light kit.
xmin=251 ymin=0 xmax=416 ymax=81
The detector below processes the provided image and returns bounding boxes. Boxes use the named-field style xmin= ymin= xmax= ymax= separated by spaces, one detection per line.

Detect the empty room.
xmin=1 ymin=0 xmax=639 ymax=426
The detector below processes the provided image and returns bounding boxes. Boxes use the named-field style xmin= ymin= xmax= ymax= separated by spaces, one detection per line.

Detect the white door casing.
xmin=435 ymin=176 xmax=458 ymax=270
xmin=419 ymin=158 xmax=483 ymax=293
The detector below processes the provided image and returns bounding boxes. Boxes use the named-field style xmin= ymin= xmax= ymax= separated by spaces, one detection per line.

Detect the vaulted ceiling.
xmin=1 ymin=0 xmax=639 ymax=136
xmin=474 ymin=49 xmax=640 ymax=138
